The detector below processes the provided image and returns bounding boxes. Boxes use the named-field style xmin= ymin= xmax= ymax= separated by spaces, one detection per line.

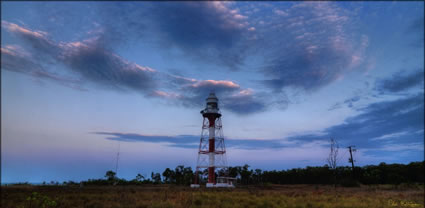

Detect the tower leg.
xmin=194 ymin=170 xmax=199 ymax=184
xmin=207 ymin=117 xmax=216 ymax=185
xmin=208 ymin=167 xmax=215 ymax=184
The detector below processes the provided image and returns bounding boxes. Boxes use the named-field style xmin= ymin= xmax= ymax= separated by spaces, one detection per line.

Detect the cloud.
xmin=273 ymin=9 xmax=288 ymax=16
xmin=94 ymin=132 xmax=298 ymax=150
xmin=222 ymin=90 xmax=268 ymax=114
xmin=370 ymin=131 xmax=410 ymax=141
xmin=59 ymin=39 xmax=157 ymax=92
xmin=364 ymin=142 xmax=424 ymax=153
xmin=14 ymin=2 xmax=132 ymax=49
xmin=95 ymin=132 xmax=344 ymax=168
xmin=2 ymin=21 xmax=158 ymax=94
xmin=1 ymin=3 xmax=371 ymax=114
xmin=1 ymin=45 xmax=42 ymax=74
xmin=260 ymin=2 xmax=368 ymax=92
xmin=406 ymin=16 xmax=424 ymax=47
xmin=96 ymin=91 xmax=424 ymax=160
xmin=343 ymin=96 xmax=361 ymax=108
xmin=150 ymin=77 xmax=273 ymax=114
xmin=339 ymin=93 xmax=423 ymax=147
xmin=375 ymin=69 xmax=424 ymax=93
xmin=289 ymin=93 xmax=424 ymax=150
xmin=2 ymin=20 xmax=272 ymax=115
xmin=181 ymin=79 xmax=241 ymax=103
xmin=95 ymin=2 xmax=150 ymax=48
xmin=1 ymin=21 xmax=60 ymax=57
xmin=147 ymin=2 xmax=253 ymax=69
xmin=19 ymin=2 xmax=253 ymax=69
xmin=328 ymin=94 xmax=365 ymax=111
xmin=377 ymin=142 xmax=424 ymax=152
xmin=1 ymin=44 xmax=85 ymax=90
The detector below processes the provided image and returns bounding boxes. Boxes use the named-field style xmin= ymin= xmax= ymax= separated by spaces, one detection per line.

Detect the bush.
xmin=25 ymin=192 xmax=58 ymax=208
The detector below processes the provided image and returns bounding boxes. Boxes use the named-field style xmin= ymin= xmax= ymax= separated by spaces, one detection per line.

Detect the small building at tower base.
xmin=191 ymin=177 xmax=236 ymax=188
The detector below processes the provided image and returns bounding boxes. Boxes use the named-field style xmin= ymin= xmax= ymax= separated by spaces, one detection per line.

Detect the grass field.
xmin=1 ymin=184 xmax=424 ymax=208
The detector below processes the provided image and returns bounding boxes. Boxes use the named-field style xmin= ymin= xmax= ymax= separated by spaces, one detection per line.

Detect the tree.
xmin=105 ymin=170 xmax=117 ymax=181
xmin=327 ymin=138 xmax=339 ymax=170
xmin=240 ymin=164 xmax=253 ymax=185
xmin=228 ymin=166 xmax=239 ymax=178
xmin=175 ymin=165 xmax=184 ymax=185
xmin=162 ymin=168 xmax=174 ymax=184
xmin=151 ymin=172 xmax=161 ymax=184
xmin=135 ymin=173 xmax=144 ymax=182
xmin=327 ymin=138 xmax=339 ymax=192
xmin=182 ymin=166 xmax=194 ymax=185
xmin=253 ymin=169 xmax=262 ymax=184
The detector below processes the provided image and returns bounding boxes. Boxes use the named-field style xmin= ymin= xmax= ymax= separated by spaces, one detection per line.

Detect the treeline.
xmin=74 ymin=161 xmax=423 ymax=186
xmin=234 ymin=162 xmax=424 ymax=186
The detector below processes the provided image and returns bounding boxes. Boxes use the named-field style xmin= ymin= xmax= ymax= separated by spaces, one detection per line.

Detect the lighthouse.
xmin=191 ymin=93 xmax=235 ymax=188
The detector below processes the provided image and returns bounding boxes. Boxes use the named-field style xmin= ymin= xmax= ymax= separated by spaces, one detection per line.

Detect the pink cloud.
xmin=1 ymin=45 xmax=31 ymax=57
xmin=151 ymin=90 xmax=182 ymax=99
xmin=274 ymin=9 xmax=289 ymax=16
xmin=203 ymin=2 xmax=252 ymax=31
xmin=2 ymin=21 xmax=47 ymax=39
xmin=232 ymin=88 xmax=254 ymax=97
xmin=191 ymin=80 xmax=240 ymax=89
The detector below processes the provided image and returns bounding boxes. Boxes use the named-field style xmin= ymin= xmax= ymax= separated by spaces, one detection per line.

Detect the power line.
xmin=336 ymin=148 xmax=348 ymax=163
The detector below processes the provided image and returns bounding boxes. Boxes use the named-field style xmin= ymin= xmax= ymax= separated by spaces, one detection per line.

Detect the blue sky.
xmin=1 ymin=1 xmax=424 ymax=183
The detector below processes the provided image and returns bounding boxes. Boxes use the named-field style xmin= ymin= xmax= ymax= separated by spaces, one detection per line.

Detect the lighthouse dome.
xmin=206 ymin=92 xmax=218 ymax=104
xmin=200 ymin=92 xmax=221 ymax=116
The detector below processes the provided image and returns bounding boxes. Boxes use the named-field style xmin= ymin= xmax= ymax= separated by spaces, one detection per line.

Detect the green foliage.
xmin=25 ymin=192 xmax=57 ymax=208
xmin=136 ymin=173 xmax=144 ymax=182
xmin=228 ymin=161 xmax=424 ymax=186
xmin=105 ymin=170 xmax=117 ymax=181
xmin=68 ymin=161 xmax=425 ymax=187
xmin=151 ymin=172 xmax=162 ymax=184
xmin=161 ymin=165 xmax=193 ymax=185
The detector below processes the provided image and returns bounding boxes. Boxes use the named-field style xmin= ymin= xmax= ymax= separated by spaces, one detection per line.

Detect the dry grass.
xmin=1 ymin=184 xmax=423 ymax=208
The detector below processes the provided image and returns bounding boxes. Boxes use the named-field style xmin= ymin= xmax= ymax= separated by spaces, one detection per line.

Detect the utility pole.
xmin=348 ymin=146 xmax=356 ymax=178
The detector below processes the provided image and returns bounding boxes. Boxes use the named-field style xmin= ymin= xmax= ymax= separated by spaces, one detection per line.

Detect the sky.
xmin=1 ymin=1 xmax=424 ymax=183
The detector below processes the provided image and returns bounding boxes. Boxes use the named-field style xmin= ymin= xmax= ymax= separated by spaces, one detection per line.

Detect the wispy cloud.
xmin=94 ymin=132 xmax=298 ymax=150
xmin=59 ymin=39 xmax=158 ymax=92
xmin=1 ymin=21 xmax=273 ymax=115
xmin=370 ymin=131 xmax=410 ymax=141
xmin=1 ymin=44 xmax=42 ymax=74
xmin=406 ymin=16 xmax=424 ymax=48
xmin=367 ymin=142 xmax=424 ymax=152
xmin=150 ymin=78 xmax=272 ymax=114
xmin=2 ymin=21 xmax=60 ymax=56
xmin=288 ymin=93 xmax=424 ymax=150
xmin=1 ymin=43 xmax=85 ymax=90
xmin=259 ymin=2 xmax=369 ymax=92
xmin=146 ymin=2 xmax=254 ymax=69
xmin=96 ymin=93 xmax=424 ymax=154
xmin=2 ymin=21 xmax=159 ymax=94
xmin=375 ymin=69 xmax=424 ymax=94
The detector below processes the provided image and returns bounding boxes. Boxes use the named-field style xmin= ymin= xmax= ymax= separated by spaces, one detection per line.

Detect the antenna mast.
xmin=115 ymin=142 xmax=121 ymax=175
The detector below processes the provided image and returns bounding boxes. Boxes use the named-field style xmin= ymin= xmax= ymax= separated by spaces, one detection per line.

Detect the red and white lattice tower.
xmin=191 ymin=93 xmax=234 ymax=188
